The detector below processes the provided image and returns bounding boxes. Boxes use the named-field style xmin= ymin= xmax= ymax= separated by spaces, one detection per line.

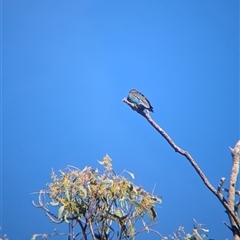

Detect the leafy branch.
xmin=32 ymin=155 xmax=162 ymax=240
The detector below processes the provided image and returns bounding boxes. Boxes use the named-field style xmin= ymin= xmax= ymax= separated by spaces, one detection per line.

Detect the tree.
xmin=32 ymin=155 xmax=162 ymax=239
xmin=32 ymin=96 xmax=238 ymax=240
xmin=123 ymin=97 xmax=240 ymax=240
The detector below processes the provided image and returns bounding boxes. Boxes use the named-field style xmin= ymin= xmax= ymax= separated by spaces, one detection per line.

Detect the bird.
xmin=127 ymin=89 xmax=154 ymax=112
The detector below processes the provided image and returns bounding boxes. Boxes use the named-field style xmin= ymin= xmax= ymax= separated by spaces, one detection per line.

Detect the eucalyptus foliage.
xmin=165 ymin=219 xmax=210 ymax=240
xmin=32 ymin=155 xmax=162 ymax=239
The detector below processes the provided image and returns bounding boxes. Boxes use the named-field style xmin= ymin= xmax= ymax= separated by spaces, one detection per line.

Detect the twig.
xmin=32 ymin=190 xmax=64 ymax=224
xmin=88 ymin=219 xmax=97 ymax=240
xmin=218 ymin=177 xmax=226 ymax=194
xmin=224 ymin=221 xmax=233 ymax=231
xmin=77 ymin=219 xmax=88 ymax=240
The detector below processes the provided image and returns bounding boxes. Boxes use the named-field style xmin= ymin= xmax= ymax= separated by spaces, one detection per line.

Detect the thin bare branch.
xmin=123 ymin=98 xmax=240 ymax=231
xmin=224 ymin=221 xmax=233 ymax=232
xmin=77 ymin=219 xmax=88 ymax=240
xmin=123 ymin=98 xmax=218 ymax=196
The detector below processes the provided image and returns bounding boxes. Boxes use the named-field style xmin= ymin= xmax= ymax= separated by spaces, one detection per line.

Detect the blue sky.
xmin=1 ymin=1 xmax=239 ymax=239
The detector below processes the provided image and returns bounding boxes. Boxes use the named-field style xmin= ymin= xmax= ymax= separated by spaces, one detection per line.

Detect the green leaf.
xmin=64 ymin=213 xmax=69 ymax=223
xmin=65 ymin=189 xmax=70 ymax=201
xmin=101 ymin=179 xmax=113 ymax=184
xmin=142 ymin=219 xmax=149 ymax=232
xmin=131 ymin=200 xmax=147 ymax=212
xmin=115 ymin=209 xmax=122 ymax=218
xmin=147 ymin=207 xmax=157 ymax=221
xmin=131 ymin=200 xmax=141 ymax=208
xmin=50 ymin=201 xmax=59 ymax=206
xmin=128 ymin=221 xmax=135 ymax=238
xmin=97 ymin=160 xmax=105 ymax=165
xmin=125 ymin=201 xmax=129 ymax=211
xmin=120 ymin=196 xmax=125 ymax=202
xmin=58 ymin=205 xmax=65 ymax=219
xmin=30 ymin=234 xmax=38 ymax=240
xmin=128 ymin=184 xmax=133 ymax=191
xmin=78 ymin=185 xmax=87 ymax=198
xmin=125 ymin=170 xmax=135 ymax=179
xmin=151 ymin=195 xmax=162 ymax=203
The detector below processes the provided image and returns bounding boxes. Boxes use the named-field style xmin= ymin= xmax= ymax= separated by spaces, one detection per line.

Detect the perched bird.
xmin=127 ymin=89 xmax=154 ymax=112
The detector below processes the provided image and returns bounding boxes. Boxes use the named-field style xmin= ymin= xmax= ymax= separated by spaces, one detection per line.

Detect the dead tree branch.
xmin=228 ymin=141 xmax=240 ymax=237
xmin=123 ymin=97 xmax=240 ymax=236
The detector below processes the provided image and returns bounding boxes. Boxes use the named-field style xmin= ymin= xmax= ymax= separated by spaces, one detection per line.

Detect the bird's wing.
xmin=132 ymin=91 xmax=151 ymax=108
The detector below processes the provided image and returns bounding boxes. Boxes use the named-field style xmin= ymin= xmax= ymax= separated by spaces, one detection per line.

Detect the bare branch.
xmin=123 ymin=98 xmax=240 ymax=231
xmin=123 ymin=98 xmax=218 ymax=194
xmin=77 ymin=219 xmax=88 ymax=240
xmin=227 ymin=140 xmax=240 ymax=235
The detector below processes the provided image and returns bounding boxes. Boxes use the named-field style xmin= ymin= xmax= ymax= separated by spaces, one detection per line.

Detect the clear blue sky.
xmin=1 ymin=1 xmax=239 ymax=239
